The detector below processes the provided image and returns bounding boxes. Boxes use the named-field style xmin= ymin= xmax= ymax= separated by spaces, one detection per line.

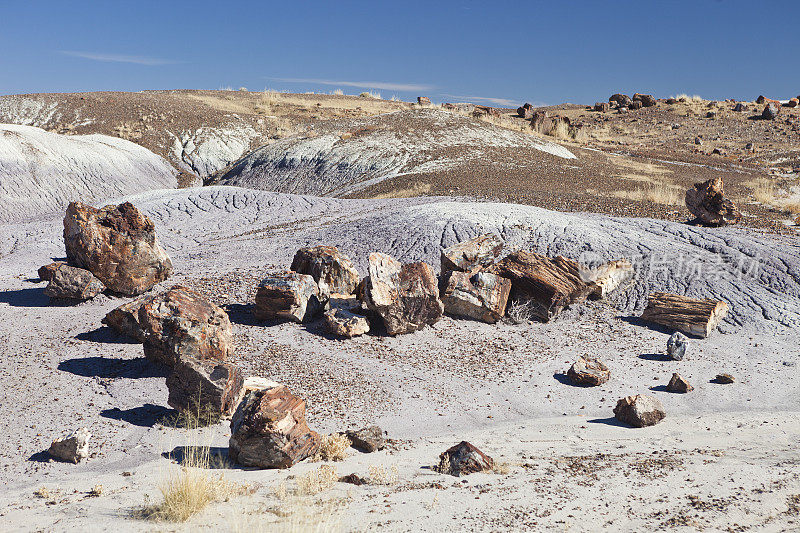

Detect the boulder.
xmin=254 ymin=271 xmax=327 ymax=323
xmin=530 ymin=110 xmax=553 ymax=132
xmin=788 ymin=98 xmax=799 ymax=108
xmin=290 ymin=245 xmax=360 ymax=297
xmin=630 ymin=100 xmax=643 ymax=110
xmin=609 ymin=94 xmax=632 ymax=107
xmin=44 ymin=265 xmax=105 ymax=300
xmin=417 ymin=96 xmax=432 ymax=106
xmin=756 ymin=95 xmax=766 ymax=104
xmin=441 ymin=271 xmax=511 ymax=323
xmin=594 ymin=102 xmax=610 ymax=112
xmin=666 ymin=332 xmax=688 ymax=360
xmin=713 ymin=373 xmax=735 ymax=384
xmin=436 ymin=441 xmax=494 ymax=476
xmin=567 ymin=357 xmax=610 ymax=386
xmin=323 ymin=307 xmax=370 ymax=338
xmin=517 ymin=102 xmax=534 ymax=119
xmin=613 ymin=395 xmax=666 ymax=428
xmin=633 ymin=93 xmax=657 ymax=107
xmin=441 ymin=233 xmax=504 ymax=274
xmin=102 ymin=297 xmax=147 ymax=341
xmin=762 ymin=103 xmax=780 ymax=120
xmin=360 ymin=253 xmax=443 ymax=335
xmin=666 ymin=373 xmax=693 ymax=393
xmin=63 ymin=201 xmax=173 ymax=296
xmin=665 ymin=98 xmax=677 ymax=105
xmin=138 ymin=285 xmax=233 ymax=367
xmin=38 ymin=261 xmax=66 ymax=282
xmin=166 ymin=358 xmax=244 ymax=418
xmin=590 ymin=259 xmax=633 ymax=299
xmin=345 ymin=425 xmax=385 ymax=452
xmin=228 ymin=385 xmax=321 ymax=468
xmin=486 ymin=251 xmax=595 ymax=321
xmin=48 ymin=428 xmax=90 ymax=464
xmin=685 ymin=177 xmax=742 ymax=226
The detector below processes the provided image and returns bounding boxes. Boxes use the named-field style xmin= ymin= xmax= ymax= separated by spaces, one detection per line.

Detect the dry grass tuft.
xmin=359 ymin=91 xmax=381 ymax=99
xmin=673 ymin=94 xmax=704 ymax=103
xmin=296 ymin=465 xmax=339 ymax=496
xmin=752 ymin=178 xmax=776 ymax=204
xmin=367 ymin=464 xmax=399 ymax=485
xmin=505 ymin=299 xmax=536 ymax=324
xmin=612 ymin=180 xmax=684 ymax=206
xmin=312 ymin=434 xmax=351 ymax=462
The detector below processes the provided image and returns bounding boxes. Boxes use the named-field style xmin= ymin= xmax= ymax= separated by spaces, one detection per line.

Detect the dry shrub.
xmin=367 ymin=464 xmax=399 ymax=485
xmin=359 ymin=91 xmax=381 ymax=99
xmin=330 ymin=89 xmax=344 ymax=96
xmin=505 ymin=299 xmax=536 ymax=324
xmin=297 ymin=465 xmax=339 ymax=496
xmin=673 ymin=94 xmax=703 ymax=103
xmin=312 ymin=434 xmax=351 ymax=462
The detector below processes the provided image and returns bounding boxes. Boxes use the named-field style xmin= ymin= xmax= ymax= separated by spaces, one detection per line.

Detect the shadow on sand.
xmin=75 ymin=325 xmax=139 ymax=345
xmin=100 ymin=404 xmax=175 ymax=427
xmin=58 ymin=356 xmax=168 ymax=379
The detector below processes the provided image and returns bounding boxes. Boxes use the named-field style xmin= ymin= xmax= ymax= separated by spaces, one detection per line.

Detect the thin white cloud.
xmin=441 ymin=93 xmax=520 ymax=106
xmin=267 ymin=77 xmax=433 ymax=93
xmin=59 ymin=51 xmax=177 ymax=66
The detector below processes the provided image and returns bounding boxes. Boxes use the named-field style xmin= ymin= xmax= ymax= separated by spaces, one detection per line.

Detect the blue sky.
xmin=1 ymin=0 xmax=797 ymax=105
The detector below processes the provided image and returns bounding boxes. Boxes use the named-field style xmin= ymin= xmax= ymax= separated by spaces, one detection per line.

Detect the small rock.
xmin=417 ymin=96 xmax=432 ymax=106
xmin=102 ymin=297 xmax=147 ymax=341
xmin=567 ymin=357 xmax=610 ymax=386
xmin=762 ymin=103 xmax=779 ymax=120
xmin=666 ymin=373 xmax=693 ymax=393
xmin=323 ymin=307 xmax=370 ymax=338
xmin=733 ymin=102 xmax=747 ymax=112
xmin=340 ymin=473 xmax=367 ymax=485
xmin=713 ymin=373 xmax=735 ymax=384
xmin=706 ymin=111 xmax=717 ymax=119
xmin=166 ymin=358 xmax=244 ymax=418
xmin=254 ymin=271 xmax=327 ymax=323
xmin=745 ymin=142 xmax=754 ymax=152
xmin=594 ymin=102 xmax=610 ymax=112
xmin=666 ymin=332 xmax=688 ymax=360
xmin=666 ymin=98 xmax=677 ymax=105
xmin=435 ymin=441 xmax=494 ymax=476
xmin=345 ymin=425 xmax=385 ymax=452
xmin=613 ymin=394 xmax=666 ymax=428
xmin=630 ymin=100 xmax=643 ymax=110
xmin=517 ymin=102 xmax=534 ymax=119
xmin=290 ymin=245 xmax=360 ymax=297
xmin=787 ymin=98 xmax=799 ymax=108
xmin=44 ymin=265 xmax=105 ymax=300
xmin=37 ymin=261 xmax=67 ymax=282
xmin=694 ymin=136 xmax=703 ymax=145
xmin=609 ymin=94 xmax=632 ymax=108
xmin=441 ymin=233 xmax=504 ymax=274
xmin=48 ymin=428 xmax=90 ymax=463
xmin=441 ymin=271 xmax=511 ymax=324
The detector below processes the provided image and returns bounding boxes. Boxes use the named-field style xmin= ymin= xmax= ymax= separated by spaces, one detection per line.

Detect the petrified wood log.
xmin=639 ymin=292 xmax=728 ymax=338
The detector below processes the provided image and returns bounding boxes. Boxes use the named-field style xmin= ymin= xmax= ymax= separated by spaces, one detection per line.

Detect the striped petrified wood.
xmin=640 ymin=292 xmax=728 ymax=338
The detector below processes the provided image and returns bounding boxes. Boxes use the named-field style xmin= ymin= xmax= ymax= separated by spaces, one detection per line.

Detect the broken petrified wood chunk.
xmin=345 ymin=425 xmax=385 ymax=452
xmin=44 ymin=264 xmax=105 ymax=300
xmin=228 ymin=385 xmax=321 ymax=469
xmin=613 ymin=395 xmax=666 ymax=428
xmin=441 ymin=271 xmax=511 ymax=323
xmin=38 ymin=261 xmax=67 ymax=282
xmin=713 ymin=373 xmax=735 ymax=384
xmin=138 ymin=285 xmax=233 ymax=367
xmin=102 ymin=296 xmax=147 ymax=341
xmin=48 ymin=428 xmax=91 ymax=464
xmin=360 ymin=252 xmax=443 ymax=335
xmin=640 ymin=292 xmax=728 ymax=338
xmin=254 ymin=271 xmax=326 ymax=323
xmin=323 ymin=307 xmax=370 ymax=338
xmin=685 ymin=177 xmax=741 ymax=226
xmin=567 ymin=357 xmax=610 ymax=386
xmin=63 ymin=201 xmax=173 ymax=295
xmin=435 ymin=441 xmax=494 ymax=476
xmin=666 ymin=373 xmax=693 ymax=393
xmin=440 ymin=233 xmax=504 ymax=274
xmin=290 ymin=245 xmax=360 ymax=297
xmin=666 ymin=332 xmax=688 ymax=360
xmin=486 ymin=251 xmax=595 ymax=322
xmin=166 ymin=357 xmax=244 ymax=418
xmin=589 ymin=259 xmax=633 ymax=299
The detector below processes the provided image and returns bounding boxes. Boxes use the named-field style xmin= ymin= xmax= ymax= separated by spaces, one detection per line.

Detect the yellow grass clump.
xmin=312 ymin=434 xmax=351 ymax=462
xmin=372 ymin=182 xmax=432 ymax=199
xmin=612 ymin=180 xmax=684 ymax=206
xmin=296 ymin=464 xmax=340 ymax=496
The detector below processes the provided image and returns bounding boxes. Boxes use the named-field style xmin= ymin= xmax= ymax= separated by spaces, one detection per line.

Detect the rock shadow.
xmin=224 ymin=304 xmax=263 ymax=326
xmin=163 ymin=446 xmax=238 ymax=469
xmin=59 ymin=356 xmax=168 ymax=379
xmin=0 ymin=287 xmax=51 ymax=307
xmin=649 ymin=385 xmax=669 ymax=392
xmin=552 ymin=372 xmax=583 ymax=387
xmin=638 ymin=353 xmax=672 ymax=362
xmin=28 ymin=450 xmax=53 ymax=463
xmin=586 ymin=417 xmax=631 ymax=428
xmin=100 ymin=404 xmax=175 ymax=427
xmin=619 ymin=315 xmax=674 ymax=335
xmin=75 ymin=325 xmax=139 ymax=344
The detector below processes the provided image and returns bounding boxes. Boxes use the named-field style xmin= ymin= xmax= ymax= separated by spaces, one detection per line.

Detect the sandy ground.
xmin=0 ymin=188 xmax=798 ymax=531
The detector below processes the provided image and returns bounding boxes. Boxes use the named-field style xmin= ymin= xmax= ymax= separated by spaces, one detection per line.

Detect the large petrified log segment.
xmin=613 ymin=395 xmax=666 ymax=428
xmin=102 ymin=297 xmax=147 ymax=341
xmin=685 ymin=177 xmax=741 ymax=226
xmin=138 ymin=285 xmax=233 ymax=367
xmin=166 ymin=357 xmax=244 ymax=418
xmin=590 ymin=259 xmax=634 ymax=299
xmin=640 ymin=292 xmax=728 ymax=338
xmin=440 ymin=233 xmax=504 ymax=274
xmin=441 ymin=271 xmax=511 ymax=323
xmin=360 ymin=252 xmax=444 ymax=335
xmin=254 ymin=271 xmax=326 ymax=323
xmin=290 ymin=245 xmax=360 ymax=297
xmin=44 ymin=264 xmax=105 ymax=300
xmin=436 ymin=441 xmax=494 ymax=476
xmin=487 ymin=251 xmax=595 ymax=321
xmin=229 ymin=385 xmax=321 ymax=469
xmin=63 ymin=201 xmax=173 ymax=295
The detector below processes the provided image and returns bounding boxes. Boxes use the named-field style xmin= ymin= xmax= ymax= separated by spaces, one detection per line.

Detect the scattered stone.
xmin=666 ymin=373 xmax=693 ymax=393
xmin=417 ymin=96 xmax=431 ymax=106
xmin=138 ymin=285 xmax=233 ymax=367
xmin=567 ymin=357 xmax=610 ymax=386
xmin=517 ymin=102 xmax=534 ymax=119
xmin=37 ymin=261 xmax=66 ymax=282
xmin=441 ymin=271 xmax=511 ymax=324
xmin=641 ymin=292 xmax=728 ymax=338
xmin=228 ymin=385 xmax=321 ymax=469
xmin=666 ymin=98 xmax=677 ymax=105
xmin=594 ymin=102 xmax=609 ymax=112
xmin=487 ymin=251 xmax=595 ymax=322
xmin=685 ymin=176 xmax=742 ymax=226
xmin=745 ymin=142 xmax=755 ymax=152
xmin=787 ymin=98 xmax=799 ymax=108
xmin=762 ymin=103 xmax=779 ymax=120
xmin=345 ymin=425 xmax=385 ymax=452
xmin=102 ymin=297 xmax=147 ymax=341
xmin=323 ymin=307 xmax=370 ymax=338
xmin=711 ymin=147 xmax=726 ymax=156
xmin=166 ymin=358 xmax=244 ymax=418
xmin=609 ymin=94 xmax=632 ymax=107
xmin=435 ymin=441 xmax=494 ymax=477
xmin=613 ymin=395 xmax=666 ymax=428
xmin=589 ymin=259 xmax=633 ymax=299
xmin=733 ymin=102 xmax=747 ymax=112
xmin=666 ymin=331 xmax=688 ymax=360
xmin=360 ymin=252 xmax=443 ymax=335
xmin=254 ymin=271 xmax=327 ymax=323
xmin=44 ymin=265 xmax=105 ymax=300
xmin=756 ymin=95 xmax=766 ymax=104
xmin=441 ymin=233 xmax=504 ymax=273
xmin=63 ymin=201 xmax=173 ymax=295
xmin=713 ymin=373 xmax=735 ymax=384
xmin=694 ymin=136 xmax=703 ymax=145
xmin=290 ymin=245 xmax=360 ymax=297
xmin=706 ymin=111 xmax=717 ymax=119
xmin=48 ymin=428 xmax=91 ymax=464
xmin=340 ymin=473 xmax=367 ymax=485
